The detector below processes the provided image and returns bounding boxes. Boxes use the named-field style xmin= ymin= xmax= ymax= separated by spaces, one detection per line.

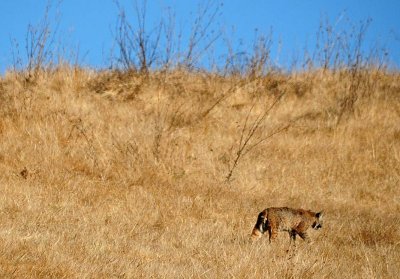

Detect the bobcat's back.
xmin=267 ymin=207 xmax=316 ymax=231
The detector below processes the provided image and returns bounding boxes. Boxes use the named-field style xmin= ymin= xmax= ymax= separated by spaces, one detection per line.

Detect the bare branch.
xmin=226 ymin=93 xmax=286 ymax=182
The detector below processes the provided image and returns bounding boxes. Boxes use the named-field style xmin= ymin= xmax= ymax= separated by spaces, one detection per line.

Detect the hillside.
xmin=0 ymin=67 xmax=399 ymax=277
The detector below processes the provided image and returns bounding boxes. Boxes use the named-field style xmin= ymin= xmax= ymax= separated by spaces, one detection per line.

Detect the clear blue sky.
xmin=1 ymin=0 xmax=399 ymax=74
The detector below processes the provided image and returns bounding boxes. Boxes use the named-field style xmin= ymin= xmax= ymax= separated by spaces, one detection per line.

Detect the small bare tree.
xmin=114 ymin=0 xmax=163 ymax=72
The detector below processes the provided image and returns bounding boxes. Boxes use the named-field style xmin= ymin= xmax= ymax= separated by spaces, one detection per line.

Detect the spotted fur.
xmin=251 ymin=207 xmax=324 ymax=243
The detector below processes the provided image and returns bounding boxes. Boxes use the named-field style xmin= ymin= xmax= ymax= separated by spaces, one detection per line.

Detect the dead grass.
xmin=0 ymin=66 xmax=399 ymax=278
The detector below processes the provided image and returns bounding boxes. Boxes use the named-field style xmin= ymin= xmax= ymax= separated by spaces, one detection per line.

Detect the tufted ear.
xmin=316 ymin=211 xmax=324 ymax=219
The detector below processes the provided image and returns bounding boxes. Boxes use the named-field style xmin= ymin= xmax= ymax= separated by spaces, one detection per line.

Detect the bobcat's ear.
xmin=316 ymin=211 xmax=324 ymax=219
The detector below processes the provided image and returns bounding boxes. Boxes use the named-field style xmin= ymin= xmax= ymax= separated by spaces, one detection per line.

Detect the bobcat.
xmin=251 ymin=207 xmax=323 ymax=243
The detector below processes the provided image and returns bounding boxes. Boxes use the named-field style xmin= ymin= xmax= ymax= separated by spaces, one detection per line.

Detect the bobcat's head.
xmin=312 ymin=211 xmax=324 ymax=230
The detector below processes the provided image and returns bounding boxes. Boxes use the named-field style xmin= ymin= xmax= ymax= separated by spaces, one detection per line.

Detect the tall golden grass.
xmin=0 ymin=65 xmax=399 ymax=278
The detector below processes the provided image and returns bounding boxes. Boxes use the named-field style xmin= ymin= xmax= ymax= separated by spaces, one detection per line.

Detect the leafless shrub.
xmin=181 ymin=0 xmax=223 ymax=70
xmin=112 ymin=0 xmax=222 ymax=72
xmin=113 ymin=0 xmax=162 ymax=72
xmin=9 ymin=1 xmax=61 ymax=80
xmin=226 ymin=93 xmax=289 ymax=182
xmin=25 ymin=5 xmax=57 ymax=75
xmin=222 ymin=30 xmax=274 ymax=78
xmin=247 ymin=31 xmax=274 ymax=78
xmin=304 ymin=14 xmax=392 ymax=125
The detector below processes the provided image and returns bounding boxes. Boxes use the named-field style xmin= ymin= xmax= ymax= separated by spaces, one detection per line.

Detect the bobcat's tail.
xmin=250 ymin=209 xmax=268 ymax=241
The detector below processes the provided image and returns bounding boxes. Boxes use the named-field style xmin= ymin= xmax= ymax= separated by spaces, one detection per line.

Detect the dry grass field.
xmin=0 ymin=66 xmax=399 ymax=278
